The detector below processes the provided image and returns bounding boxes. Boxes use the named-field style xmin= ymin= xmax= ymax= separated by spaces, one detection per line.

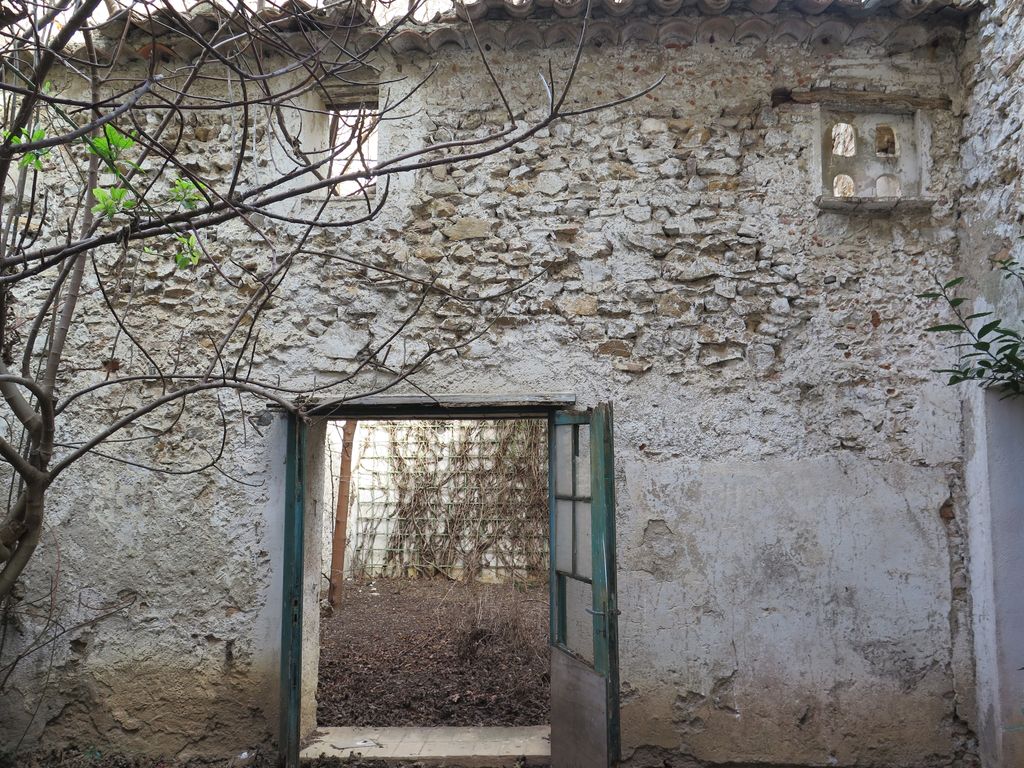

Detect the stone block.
xmin=533 ymin=172 xmax=568 ymax=195
xmin=442 ymin=217 xmax=492 ymax=240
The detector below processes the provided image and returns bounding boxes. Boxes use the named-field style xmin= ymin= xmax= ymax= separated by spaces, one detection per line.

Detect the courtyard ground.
xmin=317 ymin=579 xmax=549 ymax=728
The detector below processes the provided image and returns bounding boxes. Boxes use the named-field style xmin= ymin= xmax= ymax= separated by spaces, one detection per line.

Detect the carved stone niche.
xmin=809 ymin=96 xmax=938 ymax=214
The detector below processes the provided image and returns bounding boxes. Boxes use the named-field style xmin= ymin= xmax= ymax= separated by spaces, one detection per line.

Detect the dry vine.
xmin=349 ymin=419 xmax=547 ymax=584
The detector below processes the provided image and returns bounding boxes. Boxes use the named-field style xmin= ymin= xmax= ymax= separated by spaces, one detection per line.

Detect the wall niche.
xmin=817 ymin=107 xmax=933 ymax=213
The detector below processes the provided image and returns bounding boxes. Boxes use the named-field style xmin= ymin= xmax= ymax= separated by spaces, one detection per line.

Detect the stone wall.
xmin=0 ymin=9 xmax=984 ymax=768
xmin=0 ymin=62 xmax=326 ymax=759
xmin=958 ymin=1 xmax=1024 ymax=765
xmin=347 ymin=29 xmax=974 ymax=767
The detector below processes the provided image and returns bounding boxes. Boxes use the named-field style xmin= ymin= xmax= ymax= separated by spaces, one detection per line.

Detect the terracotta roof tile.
xmin=383 ymin=13 xmax=965 ymax=53
xmin=453 ymin=0 xmax=982 ymax=20
xmin=92 ymin=0 xmax=977 ymax=55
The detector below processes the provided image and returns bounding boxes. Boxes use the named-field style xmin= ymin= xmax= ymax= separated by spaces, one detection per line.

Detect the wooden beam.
xmin=775 ymin=87 xmax=952 ymax=113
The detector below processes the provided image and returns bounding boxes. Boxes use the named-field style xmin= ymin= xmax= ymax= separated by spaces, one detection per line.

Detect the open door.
xmin=280 ymin=414 xmax=305 ymax=768
xmin=548 ymin=403 xmax=620 ymax=767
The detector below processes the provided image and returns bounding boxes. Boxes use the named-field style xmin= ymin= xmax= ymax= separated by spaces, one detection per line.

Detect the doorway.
xmin=277 ymin=396 xmax=619 ymax=768
xmin=317 ymin=418 xmax=550 ymax=733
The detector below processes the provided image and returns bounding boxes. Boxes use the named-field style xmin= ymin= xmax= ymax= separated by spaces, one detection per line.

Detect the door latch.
xmin=586 ymin=607 xmax=622 ymax=617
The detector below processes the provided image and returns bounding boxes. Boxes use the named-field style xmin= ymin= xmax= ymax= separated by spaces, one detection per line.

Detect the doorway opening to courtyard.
xmin=282 ymin=396 xmax=620 ymax=768
xmin=313 ymin=416 xmax=551 ymax=762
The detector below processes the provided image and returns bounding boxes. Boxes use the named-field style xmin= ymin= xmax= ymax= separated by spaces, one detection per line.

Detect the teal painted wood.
xmin=571 ymin=425 xmax=579 ymax=577
xmin=589 ymin=405 xmax=611 ymax=675
xmin=553 ymin=411 xmax=590 ymax=425
xmin=591 ymin=403 xmax=620 ymax=762
xmin=547 ymin=412 xmax=558 ymax=646
xmin=279 ymin=415 xmax=305 ymax=768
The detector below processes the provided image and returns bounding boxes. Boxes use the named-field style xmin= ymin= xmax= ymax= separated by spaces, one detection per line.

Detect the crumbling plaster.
xmin=0 ymin=10 xmax=987 ymax=768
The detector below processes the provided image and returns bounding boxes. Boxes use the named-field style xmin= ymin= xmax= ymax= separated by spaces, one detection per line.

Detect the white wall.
xmin=965 ymin=388 xmax=1024 ymax=767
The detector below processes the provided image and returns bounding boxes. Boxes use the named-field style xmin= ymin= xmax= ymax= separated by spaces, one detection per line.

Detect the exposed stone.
xmin=606 ymin=320 xmax=638 ymax=339
xmin=697 ymin=157 xmax=740 ymax=176
xmin=614 ymin=358 xmax=652 ymax=373
xmin=699 ymin=342 xmax=745 ymax=365
xmin=656 ymin=293 xmax=693 ymax=319
xmin=562 ymin=295 xmax=599 ymax=316
xmin=640 ymin=118 xmax=668 ymax=134
xmin=441 ymin=217 xmax=492 ymax=240
xmin=533 ymin=172 xmax=567 ymax=196
xmin=663 ymin=217 xmax=699 ymax=236
xmin=666 ymin=255 xmax=728 ymax=282
xmin=596 ymin=339 xmax=632 ymax=357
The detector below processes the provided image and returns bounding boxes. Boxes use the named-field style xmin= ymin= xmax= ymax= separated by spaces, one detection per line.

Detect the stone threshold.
xmin=301 ymin=725 xmax=551 ymax=766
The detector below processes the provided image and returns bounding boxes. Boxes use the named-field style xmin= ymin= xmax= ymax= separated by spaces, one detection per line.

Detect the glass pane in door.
xmin=556 ymin=499 xmax=574 ymax=573
xmin=563 ymin=575 xmax=595 ymax=664
xmin=575 ymin=501 xmax=592 ymax=580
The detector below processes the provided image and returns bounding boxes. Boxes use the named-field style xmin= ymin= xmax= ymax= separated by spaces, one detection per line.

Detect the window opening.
xmin=875 ymin=125 xmax=898 ymax=157
xmin=327 ymin=105 xmax=379 ymax=198
xmin=875 ymin=174 xmax=901 ymax=197
xmin=831 ymin=123 xmax=856 ymax=157
xmin=833 ymin=174 xmax=855 ymax=198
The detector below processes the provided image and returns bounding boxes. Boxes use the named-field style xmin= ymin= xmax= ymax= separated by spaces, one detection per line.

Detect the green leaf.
xmin=85 ymin=124 xmax=136 ymax=166
xmin=90 ymin=186 xmax=135 ymax=219
xmin=943 ymin=276 xmax=966 ymax=289
xmin=8 ymin=126 xmax=51 ymax=170
xmin=168 ymin=177 xmax=206 ymax=211
xmin=926 ymin=324 xmax=966 ymax=333
xmin=173 ymin=233 xmax=201 ymax=269
xmin=978 ymin=320 xmax=1003 ymax=338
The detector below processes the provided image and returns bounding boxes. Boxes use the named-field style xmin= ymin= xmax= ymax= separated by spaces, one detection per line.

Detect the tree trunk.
xmin=327 ymin=420 xmax=357 ymax=609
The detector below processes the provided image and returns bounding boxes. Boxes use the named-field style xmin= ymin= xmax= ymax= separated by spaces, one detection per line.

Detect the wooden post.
xmin=328 ymin=420 xmax=357 ymax=609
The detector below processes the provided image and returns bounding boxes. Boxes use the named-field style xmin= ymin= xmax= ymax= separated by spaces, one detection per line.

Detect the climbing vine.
xmin=349 ymin=420 xmax=548 ymax=584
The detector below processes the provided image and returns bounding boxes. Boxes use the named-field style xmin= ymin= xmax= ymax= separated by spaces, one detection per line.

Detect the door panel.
xmin=280 ymin=415 xmax=306 ymax=768
xmin=551 ymin=648 xmax=609 ymax=768
xmin=549 ymin=404 xmax=619 ymax=767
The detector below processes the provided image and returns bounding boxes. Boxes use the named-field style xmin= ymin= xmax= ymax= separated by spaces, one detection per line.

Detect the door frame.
xmin=277 ymin=394 xmax=576 ymax=767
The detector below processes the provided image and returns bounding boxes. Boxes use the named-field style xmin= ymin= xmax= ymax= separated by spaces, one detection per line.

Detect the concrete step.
xmin=301 ymin=725 xmax=551 ymax=766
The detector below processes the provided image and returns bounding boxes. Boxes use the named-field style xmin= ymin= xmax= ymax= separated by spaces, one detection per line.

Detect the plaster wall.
xmin=958 ymin=1 xmax=1024 ymax=765
xmin=0 ymin=13 xmax=981 ymax=768
xmin=352 ymin=34 xmax=973 ymax=766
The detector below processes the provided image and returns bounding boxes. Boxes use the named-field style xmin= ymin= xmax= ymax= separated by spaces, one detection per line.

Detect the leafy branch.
xmin=2 ymin=128 xmax=50 ymax=170
xmin=921 ymin=261 xmax=1024 ymax=397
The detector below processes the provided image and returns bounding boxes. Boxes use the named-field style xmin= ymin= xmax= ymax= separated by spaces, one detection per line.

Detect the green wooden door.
xmin=280 ymin=414 xmax=305 ymax=768
xmin=548 ymin=403 xmax=620 ymax=767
